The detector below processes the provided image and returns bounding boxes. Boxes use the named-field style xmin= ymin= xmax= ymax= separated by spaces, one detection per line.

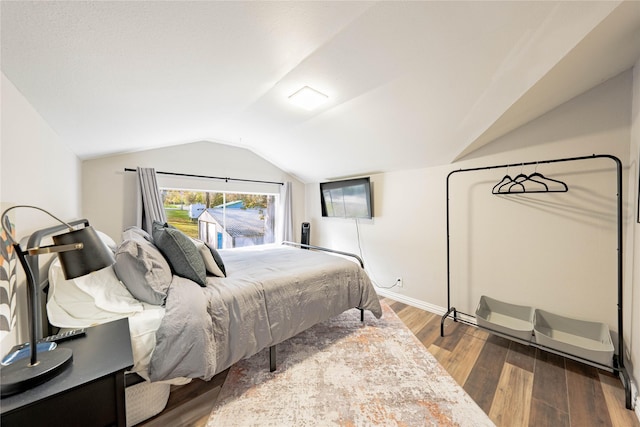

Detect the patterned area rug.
xmin=207 ymin=302 xmax=495 ymax=426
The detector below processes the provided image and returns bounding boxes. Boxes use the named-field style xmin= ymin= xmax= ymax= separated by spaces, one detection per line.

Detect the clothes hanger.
xmin=526 ymin=172 xmax=568 ymax=192
xmin=491 ymin=175 xmax=514 ymax=194
xmin=491 ymin=166 xmax=515 ymax=194
xmin=525 ymin=173 xmax=549 ymax=191
xmin=505 ymin=176 xmax=526 ymax=193
xmin=515 ymin=163 xmax=550 ymax=192
xmin=492 ymin=163 xmax=569 ymax=194
xmin=505 ymin=164 xmax=527 ymax=193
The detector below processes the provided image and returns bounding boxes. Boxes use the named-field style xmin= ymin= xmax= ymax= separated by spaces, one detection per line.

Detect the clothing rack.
xmin=123 ymin=168 xmax=284 ymax=186
xmin=441 ymin=153 xmax=632 ymax=409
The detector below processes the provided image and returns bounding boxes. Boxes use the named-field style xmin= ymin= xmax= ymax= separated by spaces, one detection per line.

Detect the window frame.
xmin=161 ymin=187 xmax=279 ymax=249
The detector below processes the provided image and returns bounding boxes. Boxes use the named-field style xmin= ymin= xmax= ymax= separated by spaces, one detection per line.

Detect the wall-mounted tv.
xmin=320 ymin=177 xmax=373 ymax=219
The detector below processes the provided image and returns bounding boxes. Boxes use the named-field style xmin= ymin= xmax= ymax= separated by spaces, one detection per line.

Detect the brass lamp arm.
xmin=26 ymin=243 xmax=84 ymax=256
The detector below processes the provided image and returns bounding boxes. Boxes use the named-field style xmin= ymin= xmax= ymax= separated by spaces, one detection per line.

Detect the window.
xmin=162 ymin=189 xmax=277 ymax=249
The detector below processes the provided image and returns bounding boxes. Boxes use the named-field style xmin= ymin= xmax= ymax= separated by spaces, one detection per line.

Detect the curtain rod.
xmin=124 ymin=168 xmax=284 ymax=186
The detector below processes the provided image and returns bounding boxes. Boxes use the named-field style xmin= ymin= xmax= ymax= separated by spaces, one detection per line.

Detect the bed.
xmin=28 ymin=220 xmax=382 ymax=425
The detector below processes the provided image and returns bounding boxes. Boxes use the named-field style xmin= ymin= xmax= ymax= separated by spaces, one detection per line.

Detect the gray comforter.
xmin=149 ymin=245 xmax=382 ymax=382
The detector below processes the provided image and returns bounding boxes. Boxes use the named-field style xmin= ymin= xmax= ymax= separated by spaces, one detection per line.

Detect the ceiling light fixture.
xmin=288 ymin=86 xmax=328 ymax=111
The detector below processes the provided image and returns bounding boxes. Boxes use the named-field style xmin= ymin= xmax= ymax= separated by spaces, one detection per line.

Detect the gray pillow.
xmin=113 ymin=239 xmax=172 ymax=305
xmin=122 ymin=226 xmax=153 ymax=244
xmin=152 ymin=222 xmax=207 ymax=286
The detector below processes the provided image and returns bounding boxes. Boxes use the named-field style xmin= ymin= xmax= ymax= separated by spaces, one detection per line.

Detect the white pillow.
xmin=95 ymin=229 xmax=118 ymax=253
xmin=192 ymin=239 xmax=225 ymax=277
xmin=47 ymin=259 xmax=143 ymax=328
xmin=74 ymin=265 xmax=143 ymax=314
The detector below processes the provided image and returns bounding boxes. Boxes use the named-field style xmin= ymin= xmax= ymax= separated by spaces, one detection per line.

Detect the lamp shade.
xmin=53 ymin=226 xmax=114 ymax=279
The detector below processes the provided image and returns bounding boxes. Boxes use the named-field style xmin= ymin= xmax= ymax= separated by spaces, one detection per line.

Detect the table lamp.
xmin=0 ymin=205 xmax=115 ymax=397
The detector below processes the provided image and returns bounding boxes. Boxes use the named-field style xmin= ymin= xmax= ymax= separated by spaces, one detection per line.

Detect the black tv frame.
xmin=320 ymin=177 xmax=373 ymax=219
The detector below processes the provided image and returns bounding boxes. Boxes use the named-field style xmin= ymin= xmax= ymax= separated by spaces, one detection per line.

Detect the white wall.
xmin=305 ymin=165 xmax=450 ymax=315
xmin=0 ymin=73 xmax=82 ymax=351
xmin=81 ymin=141 xmax=305 ymax=243
xmin=306 ymin=70 xmax=636 ymax=381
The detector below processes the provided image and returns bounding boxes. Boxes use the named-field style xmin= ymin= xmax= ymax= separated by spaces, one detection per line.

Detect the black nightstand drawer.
xmin=2 ymin=374 xmax=123 ymax=427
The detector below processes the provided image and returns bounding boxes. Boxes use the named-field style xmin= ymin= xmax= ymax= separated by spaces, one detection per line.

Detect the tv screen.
xmin=320 ymin=177 xmax=372 ymax=219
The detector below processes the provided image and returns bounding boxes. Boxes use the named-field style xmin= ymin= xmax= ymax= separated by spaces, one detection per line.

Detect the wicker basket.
xmin=125 ymin=380 xmax=171 ymax=426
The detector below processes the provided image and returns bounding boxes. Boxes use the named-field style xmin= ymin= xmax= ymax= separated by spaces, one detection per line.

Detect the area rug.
xmin=207 ymin=302 xmax=495 ymax=426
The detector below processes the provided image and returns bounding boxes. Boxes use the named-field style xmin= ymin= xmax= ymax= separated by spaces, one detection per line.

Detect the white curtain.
xmin=277 ymin=181 xmax=293 ymax=243
xmin=136 ymin=167 xmax=167 ymax=233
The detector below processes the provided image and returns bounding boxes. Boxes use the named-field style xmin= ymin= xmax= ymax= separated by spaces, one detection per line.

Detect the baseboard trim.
xmin=375 ymin=289 xmax=447 ymax=316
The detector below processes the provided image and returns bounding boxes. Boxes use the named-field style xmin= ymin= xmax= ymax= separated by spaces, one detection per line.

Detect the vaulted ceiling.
xmin=2 ymin=1 xmax=639 ymax=182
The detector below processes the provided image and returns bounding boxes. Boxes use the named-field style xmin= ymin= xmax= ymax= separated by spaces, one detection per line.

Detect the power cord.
xmin=355 ymin=219 xmax=399 ymax=289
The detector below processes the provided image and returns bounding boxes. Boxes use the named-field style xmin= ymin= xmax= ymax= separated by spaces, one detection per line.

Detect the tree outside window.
xmin=162 ymin=189 xmax=277 ymax=248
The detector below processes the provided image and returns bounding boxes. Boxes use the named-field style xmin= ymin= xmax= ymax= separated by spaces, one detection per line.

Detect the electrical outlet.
xmin=396 ymin=277 xmax=403 ymax=288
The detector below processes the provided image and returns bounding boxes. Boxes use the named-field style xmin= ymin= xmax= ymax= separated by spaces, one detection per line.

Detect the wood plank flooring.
xmin=389 ymin=299 xmax=638 ymax=427
xmin=139 ymin=299 xmax=639 ymax=426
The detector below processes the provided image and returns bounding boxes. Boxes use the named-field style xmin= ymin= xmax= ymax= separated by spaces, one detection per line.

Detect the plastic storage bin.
xmin=533 ymin=309 xmax=614 ymax=366
xmin=475 ymin=296 xmax=535 ymax=342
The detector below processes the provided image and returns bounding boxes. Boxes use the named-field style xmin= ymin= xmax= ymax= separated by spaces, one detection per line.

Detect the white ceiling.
xmin=2 ymin=1 xmax=639 ymax=183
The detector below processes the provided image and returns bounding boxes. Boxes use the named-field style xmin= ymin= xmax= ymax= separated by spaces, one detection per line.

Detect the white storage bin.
xmin=475 ymin=296 xmax=534 ymax=342
xmin=533 ymin=309 xmax=614 ymax=366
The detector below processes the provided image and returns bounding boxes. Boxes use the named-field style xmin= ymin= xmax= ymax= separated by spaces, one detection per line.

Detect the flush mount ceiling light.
xmin=288 ymin=86 xmax=328 ymax=111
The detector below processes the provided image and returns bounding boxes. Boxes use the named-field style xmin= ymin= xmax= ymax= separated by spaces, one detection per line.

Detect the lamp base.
xmin=1 ymin=348 xmax=73 ymax=397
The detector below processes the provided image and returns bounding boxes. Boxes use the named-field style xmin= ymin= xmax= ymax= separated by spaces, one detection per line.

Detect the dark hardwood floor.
xmin=138 ymin=299 xmax=639 ymax=426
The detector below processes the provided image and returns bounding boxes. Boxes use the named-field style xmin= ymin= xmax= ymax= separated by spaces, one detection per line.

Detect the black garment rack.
xmin=123 ymin=168 xmax=284 ymax=186
xmin=441 ymin=153 xmax=632 ymax=409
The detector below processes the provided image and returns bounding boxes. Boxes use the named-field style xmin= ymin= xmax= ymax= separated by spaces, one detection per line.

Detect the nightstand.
xmin=0 ymin=317 xmax=133 ymax=427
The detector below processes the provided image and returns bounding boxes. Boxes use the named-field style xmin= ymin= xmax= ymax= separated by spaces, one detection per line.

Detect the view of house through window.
xmin=162 ymin=189 xmax=277 ymax=249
